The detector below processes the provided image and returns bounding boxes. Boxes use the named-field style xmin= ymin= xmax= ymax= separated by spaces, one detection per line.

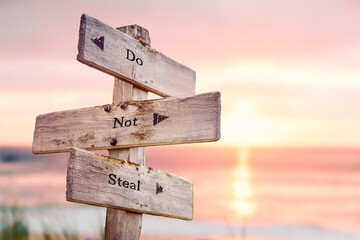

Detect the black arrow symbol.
xmin=156 ymin=183 xmax=164 ymax=194
xmin=153 ymin=113 xmax=169 ymax=125
xmin=91 ymin=36 xmax=104 ymax=50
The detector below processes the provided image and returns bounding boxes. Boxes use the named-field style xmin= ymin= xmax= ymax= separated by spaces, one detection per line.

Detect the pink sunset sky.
xmin=1 ymin=0 xmax=360 ymax=147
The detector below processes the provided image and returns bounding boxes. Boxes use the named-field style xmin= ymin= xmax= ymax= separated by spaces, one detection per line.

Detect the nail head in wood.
xmin=104 ymin=104 xmax=111 ymax=112
xmin=110 ymin=138 xmax=117 ymax=146
xmin=120 ymin=102 xmax=126 ymax=110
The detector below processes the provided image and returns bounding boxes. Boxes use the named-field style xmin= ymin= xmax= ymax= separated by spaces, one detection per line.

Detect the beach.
xmin=1 ymin=146 xmax=360 ymax=239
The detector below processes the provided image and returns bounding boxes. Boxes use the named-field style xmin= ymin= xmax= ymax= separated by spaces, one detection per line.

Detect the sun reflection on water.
xmin=230 ymin=148 xmax=256 ymax=219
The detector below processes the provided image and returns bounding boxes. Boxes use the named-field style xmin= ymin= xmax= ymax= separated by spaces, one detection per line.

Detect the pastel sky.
xmin=1 ymin=0 xmax=360 ymax=147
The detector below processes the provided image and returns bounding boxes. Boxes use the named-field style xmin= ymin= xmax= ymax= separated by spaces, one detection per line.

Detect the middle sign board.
xmin=33 ymin=92 xmax=221 ymax=154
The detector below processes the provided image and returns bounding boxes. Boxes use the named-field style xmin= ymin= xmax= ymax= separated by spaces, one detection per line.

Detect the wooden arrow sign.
xmin=77 ymin=14 xmax=196 ymax=98
xmin=66 ymin=148 xmax=193 ymax=220
xmin=32 ymin=92 xmax=221 ymax=154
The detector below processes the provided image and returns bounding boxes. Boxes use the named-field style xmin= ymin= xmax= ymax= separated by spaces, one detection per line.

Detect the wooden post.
xmin=105 ymin=26 xmax=149 ymax=240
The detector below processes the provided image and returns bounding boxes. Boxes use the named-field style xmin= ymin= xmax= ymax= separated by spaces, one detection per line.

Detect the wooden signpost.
xmin=32 ymin=14 xmax=221 ymax=240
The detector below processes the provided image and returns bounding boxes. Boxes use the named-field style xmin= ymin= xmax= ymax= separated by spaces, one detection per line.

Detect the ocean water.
xmin=1 ymin=146 xmax=360 ymax=240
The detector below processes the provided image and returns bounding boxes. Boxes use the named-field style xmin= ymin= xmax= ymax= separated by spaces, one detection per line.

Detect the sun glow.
xmin=234 ymin=100 xmax=257 ymax=134
xmin=227 ymin=100 xmax=265 ymax=147
xmin=230 ymin=149 xmax=256 ymax=219
xmin=221 ymin=99 xmax=295 ymax=147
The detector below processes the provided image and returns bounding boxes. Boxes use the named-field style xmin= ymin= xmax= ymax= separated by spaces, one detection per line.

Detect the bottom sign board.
xmin=66 ymin=148 xmax=193 ymax=220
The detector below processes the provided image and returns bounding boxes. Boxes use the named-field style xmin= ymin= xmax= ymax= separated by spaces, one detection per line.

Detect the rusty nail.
xmin=110 ymin=138 xmax=117 ymax=146
xmin=120 ymin=102 xmax=126 ymax=109
xmin=104 ymin=104 xmax=111 ymax=112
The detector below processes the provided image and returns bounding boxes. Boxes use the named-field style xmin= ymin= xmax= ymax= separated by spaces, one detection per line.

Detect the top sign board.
xmin=77 ymin=14 xmax=196 ymax=98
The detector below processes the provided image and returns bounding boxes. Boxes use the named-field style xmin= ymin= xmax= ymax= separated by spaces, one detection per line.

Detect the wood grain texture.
xmin=117 ymin=25 xmax=151 ymax=47
xmin=66 ymin=148 xmax=194 ymax=220
xmin=105 ymin=208 xmax=142 ymax=239
xmin=32 ymin=92 xmax=221 ymax=154
xmin=77 ymin=14 xmax=196 ymax=98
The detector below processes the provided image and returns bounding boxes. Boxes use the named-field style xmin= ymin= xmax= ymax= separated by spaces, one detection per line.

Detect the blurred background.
xmin=1 ymin=0 xmax=360 ymax=239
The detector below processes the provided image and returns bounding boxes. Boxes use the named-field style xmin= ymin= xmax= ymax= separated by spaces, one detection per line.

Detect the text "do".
xmin=126 ymin=49 xmax=143 ymax=66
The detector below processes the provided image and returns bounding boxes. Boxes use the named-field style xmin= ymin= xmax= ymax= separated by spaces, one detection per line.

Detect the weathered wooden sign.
xmin=67 ymin=148 xmax=193 ymax=220
xmin=77 ymin=14 xmax=196 ymax=98
xmin=32 ymin=92 xmax=221 ymax=154
xmin=31 ymin=14 xmax=222 ymax=240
